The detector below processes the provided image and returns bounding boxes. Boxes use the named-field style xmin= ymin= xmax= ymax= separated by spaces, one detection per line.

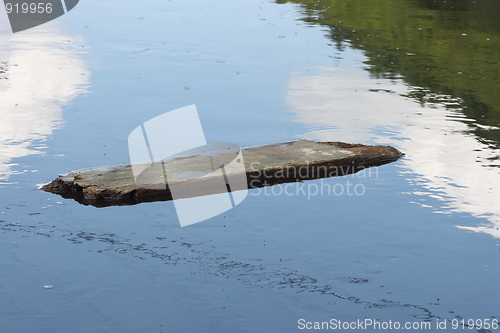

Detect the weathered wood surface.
xmin=41 ymin=140 xmax=403 ymax=207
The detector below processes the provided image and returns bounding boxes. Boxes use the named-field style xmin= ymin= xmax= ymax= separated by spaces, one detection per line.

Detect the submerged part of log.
xmin=41 ymin=140 xmax=403 ymax=207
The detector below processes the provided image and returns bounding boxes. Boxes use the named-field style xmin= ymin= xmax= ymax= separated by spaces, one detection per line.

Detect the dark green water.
xmin=277 ymin=0 xmax=500 ymax=147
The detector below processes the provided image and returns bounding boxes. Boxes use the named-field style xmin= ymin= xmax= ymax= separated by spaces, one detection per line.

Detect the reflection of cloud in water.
xmin=0 ymin=23 xmax=89 ymax=180
xmin=286 ymin=65 xmax=500 ymax=238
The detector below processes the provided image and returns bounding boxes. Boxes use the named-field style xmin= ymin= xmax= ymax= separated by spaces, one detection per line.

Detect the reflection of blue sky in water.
xmin=286 ymin=50 xmax=500 ymax=238
xmin=0 ymin=18 xmax=89 ymax=181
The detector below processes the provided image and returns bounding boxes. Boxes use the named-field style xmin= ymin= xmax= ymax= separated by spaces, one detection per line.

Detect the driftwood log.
xmin=41 ymin=140 xmax=403 ymax=207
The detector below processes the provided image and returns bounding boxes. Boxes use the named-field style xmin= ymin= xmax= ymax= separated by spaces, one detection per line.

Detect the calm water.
xmin=1 ymin=0 xmax=499 ymax=332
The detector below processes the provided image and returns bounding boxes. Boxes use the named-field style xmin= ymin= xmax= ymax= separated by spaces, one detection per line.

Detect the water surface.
xmin=1 ymin=1 xmax=499 ymax=332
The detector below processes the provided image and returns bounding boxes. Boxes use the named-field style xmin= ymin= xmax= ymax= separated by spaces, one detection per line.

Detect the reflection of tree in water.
xmin=276 ymin=0 xmax=500 ymax=147
xmin=415 ymin=0 xmax=500 ymax=32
